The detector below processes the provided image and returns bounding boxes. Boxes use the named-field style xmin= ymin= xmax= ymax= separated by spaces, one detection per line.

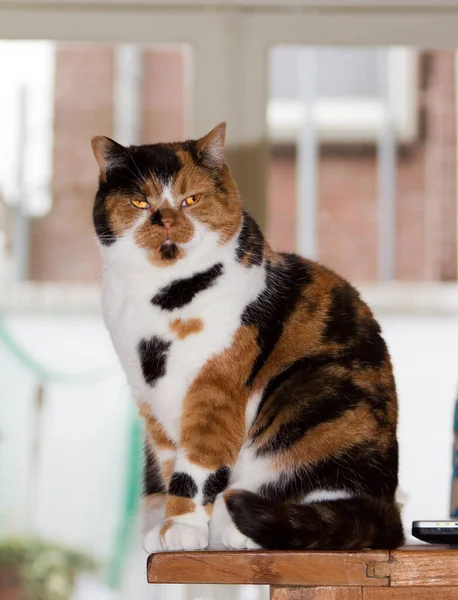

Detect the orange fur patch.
xmin=250 ymin=261 xmax=347 ymax=394
xmin=105 ymin=192 xmax=142 ymax=236
xmin=170 ymin=318 xmax=204 ymax=339
xmin=269 ymin=403 xmax=381 ymax=471
xmin=162 ymin=459 xmax=175 ymax=488
xmin=134 ymin=205 xmax=194 ymax=266
xmin=180 ymin=326 xmax=259 ymax=470
xmin=171 ymin=150 xmax=242 ymax=245
xmin=160 ymin=519 xmax=173 ymax=538
xmin=139 ymin=404 xmax=176 ymax=451
xmin=166 ymin=496 xmax=196 ymax=518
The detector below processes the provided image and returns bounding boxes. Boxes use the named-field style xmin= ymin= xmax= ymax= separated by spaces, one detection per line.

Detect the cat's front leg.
xmin=146 ymin=452 xmax=230 ymax=551
xmin=143 ymin=385 xmax=244 ymax=552
xmin=143 ymin=451 xmax=232 ymax=552
xmin=139 ymin=404 xmax=177 ymax=541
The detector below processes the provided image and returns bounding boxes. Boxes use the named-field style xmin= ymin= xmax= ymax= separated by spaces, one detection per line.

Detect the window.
xmin=268 ymin=47 xmax=418 ymax=144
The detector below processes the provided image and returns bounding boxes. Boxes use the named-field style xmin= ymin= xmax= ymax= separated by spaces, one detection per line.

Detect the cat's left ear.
xmin=196 ymin=122 xmax=226 ymax=169
xmin=91 ymin=136 xmax=127 ymax=182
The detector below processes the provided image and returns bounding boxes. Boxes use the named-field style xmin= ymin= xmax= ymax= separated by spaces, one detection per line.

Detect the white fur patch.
xmin=210 ymin=493 xmax=260 ymax=550
xmin=161 ymin=522 xmax=209 ymax=551
xmin=245 ymin=390 xmax=263 ymax=432
xmin=303 ymin=489 xmax=354 ymax=504
xmin=221 ymin=522 xmax=260 ymax=550
xmin=100 ymin=219 xmax=265 ymax=445
xmin=230 ymin=445 xmax=277 ymax=492
xmin=144 ymin=505 xmax=210 ymax=552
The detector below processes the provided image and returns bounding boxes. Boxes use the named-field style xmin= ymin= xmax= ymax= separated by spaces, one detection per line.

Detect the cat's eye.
xmin=131 ymin=198 xmax=149 ymax=209
xmin=182 ymin=195 xmax=199 ymax=207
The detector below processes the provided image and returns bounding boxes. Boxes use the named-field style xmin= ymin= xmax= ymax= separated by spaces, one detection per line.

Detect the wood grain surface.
xmin=271 ymin=587 xmax=363 ymax=599
xmin=147 ymin=550 xmax=390 ymax=585
xmin=371 ymin=548 xmax=458 ymax=587
xmin=363 ymin=587 xmax=458 ymax=599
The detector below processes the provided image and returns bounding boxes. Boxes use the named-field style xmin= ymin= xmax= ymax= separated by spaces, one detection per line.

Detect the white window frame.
xmin=0 ymin=41 xmax=55 ymax=217
xmin=268 ymin=47 xmax=419 ymax=145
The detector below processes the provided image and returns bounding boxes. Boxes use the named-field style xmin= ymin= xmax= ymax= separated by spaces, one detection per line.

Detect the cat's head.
xmin=91 ymin=123 xmax=242 ymax=266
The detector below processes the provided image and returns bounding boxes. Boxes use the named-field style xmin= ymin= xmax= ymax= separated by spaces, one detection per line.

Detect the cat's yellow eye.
xmin=131 ymin=198 xmax=149 ymax=209
xmin=182 ymin=195 xmax=199 ymax=207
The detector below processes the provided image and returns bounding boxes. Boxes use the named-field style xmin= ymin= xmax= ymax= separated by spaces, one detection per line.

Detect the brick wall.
xmin=30 ymin=46 xmax=456 ymax=283
xmin=425 ymin=52 xmax=457 ymax=281
xmin=268 ymin=144 xmax=434 ymax=282
xmin=140 ymin=47 xmax=187 ymax=144
xmin=30 ymin=45 xmax=115 ymax=282
xmin=268 ymin=52 xmax=457 ymax=282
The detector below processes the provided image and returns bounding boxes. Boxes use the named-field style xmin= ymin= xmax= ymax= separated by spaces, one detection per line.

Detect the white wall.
xmin=0 ymin=41 xmax=54 ymax=216
xmin=0 ymin=314 xmax=128 ymax=561
xmin=379 ymin=314 xmax=458 ymax=540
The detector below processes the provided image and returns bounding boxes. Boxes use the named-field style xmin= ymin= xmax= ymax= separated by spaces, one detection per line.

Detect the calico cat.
xmin=91 ymin=123 xmax=404 ymax=552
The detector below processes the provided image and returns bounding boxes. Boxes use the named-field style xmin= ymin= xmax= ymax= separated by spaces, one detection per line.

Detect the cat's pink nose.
xmin=162 ymin=217 xmax=173 ymax=230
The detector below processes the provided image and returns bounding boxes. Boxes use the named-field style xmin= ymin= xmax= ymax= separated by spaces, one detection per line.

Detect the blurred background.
xmin=1 ymin=1 xmax=458 ymax=599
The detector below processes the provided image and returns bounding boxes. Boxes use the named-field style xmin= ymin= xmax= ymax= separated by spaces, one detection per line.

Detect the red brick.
xmin=30 ymin=44 xmax=115 ymax=282
xmin=141 ymin=47 xmax=188 ymax=143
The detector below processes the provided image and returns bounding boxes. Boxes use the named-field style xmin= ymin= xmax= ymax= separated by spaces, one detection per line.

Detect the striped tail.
xmin=225 ymin=490 xmax=404 ymax=550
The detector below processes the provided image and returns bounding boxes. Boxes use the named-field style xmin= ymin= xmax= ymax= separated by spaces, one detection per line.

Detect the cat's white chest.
xmin=101 ymin=257 xmax=264 ymax=443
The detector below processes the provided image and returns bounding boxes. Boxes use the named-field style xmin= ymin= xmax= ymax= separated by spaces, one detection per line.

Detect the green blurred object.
xmin=0 ymin=538 xmax=97 ymax=600
xmin=106 ymin=404 xmax=143 ymax=590
xmin=0 ymin=314 xmax=144 ymax=590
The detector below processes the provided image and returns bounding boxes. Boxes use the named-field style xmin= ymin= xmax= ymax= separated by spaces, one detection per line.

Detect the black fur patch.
xmin=257 ymin=441 xmax=399 ymax=503
xmin=169 ymin=472 xmax=198 ymax=498
xmin=159 ymin=242 xmax=179 ymax=261
xmin=350 ymin=320 xmax=388 ymax=368
xmin=133 ymin=144 xmax=182 ymax=185
xmin=102 ymin=143 xmax=183 ymax=190
xmin=235 ymin=212 xmax=264 ymax=267
xmin=257 ymin=378 xmax=365 ymax=455
xmin=251 ymin=355 xmax=327 ymax=436
xmin=151 ymin=263 xmax=224 ymax=311
xmin=323 ymin=285 xmax=388 ymax=369
xmin=226 ymin=490 xmax=404 ymax=550
xmin=202 ymin=466 xmax=231 ymax=505
xmin=181 ymin=139 xmax=199 ymax=162
xmin=137 ymin=336 xmax=171 ymax=386
xmin=151 ymin=209 xmax=165 ymax=226
xmin=144 ymin=443 xmax=166 ymax=495
xmin=324 ymin=284 xmax=359 ymax=344
xmin=93 ymin=189 xmax=116 ymax=246
xmin=312 ymin=441 xmax=399 ymax=500
xmin=242 ymin=255 xmax=313 ymax=387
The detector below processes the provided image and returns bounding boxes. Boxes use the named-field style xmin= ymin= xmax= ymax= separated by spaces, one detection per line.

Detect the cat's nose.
xmin=162 ymin=217 xmax=173 ymax=231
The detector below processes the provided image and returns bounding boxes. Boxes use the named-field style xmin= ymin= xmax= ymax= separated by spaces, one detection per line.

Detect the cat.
xmin=91 ymin=123 xmax=404 ymax=552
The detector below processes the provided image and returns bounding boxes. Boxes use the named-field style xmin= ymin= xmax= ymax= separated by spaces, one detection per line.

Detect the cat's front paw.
xmin=221 ymin=523 xmax=260 ymax=550
xmin=163 ymin=521 xmax=209 ymax=551
xmin=143 ymin=525 xmax=163 ymax=553
xmin=143 ymin=521 xmax=209 ymax=552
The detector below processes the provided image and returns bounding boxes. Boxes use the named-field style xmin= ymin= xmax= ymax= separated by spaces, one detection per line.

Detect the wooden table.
xmin=148 ymin=546 xmax=458 ymax=599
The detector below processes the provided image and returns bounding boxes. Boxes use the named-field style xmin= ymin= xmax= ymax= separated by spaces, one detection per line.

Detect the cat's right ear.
xmin=91 ymin=136 xmax=126 ymax=182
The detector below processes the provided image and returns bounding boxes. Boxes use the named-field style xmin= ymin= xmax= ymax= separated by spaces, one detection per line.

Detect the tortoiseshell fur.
xmin=92 ymin=124 xmax=404 ymax=552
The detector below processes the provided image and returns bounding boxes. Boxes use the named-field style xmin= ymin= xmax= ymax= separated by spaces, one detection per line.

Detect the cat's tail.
xmin=225 ymin=490 xmax=404 ymax=550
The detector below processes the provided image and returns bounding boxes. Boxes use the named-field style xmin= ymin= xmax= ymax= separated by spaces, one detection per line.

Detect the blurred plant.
xmin=0 ymin=538 xmax=97 ymax=600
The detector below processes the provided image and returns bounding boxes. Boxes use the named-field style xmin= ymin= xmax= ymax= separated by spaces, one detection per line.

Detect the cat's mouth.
xmin=159 ymin=239 xmax=179 ymax=260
